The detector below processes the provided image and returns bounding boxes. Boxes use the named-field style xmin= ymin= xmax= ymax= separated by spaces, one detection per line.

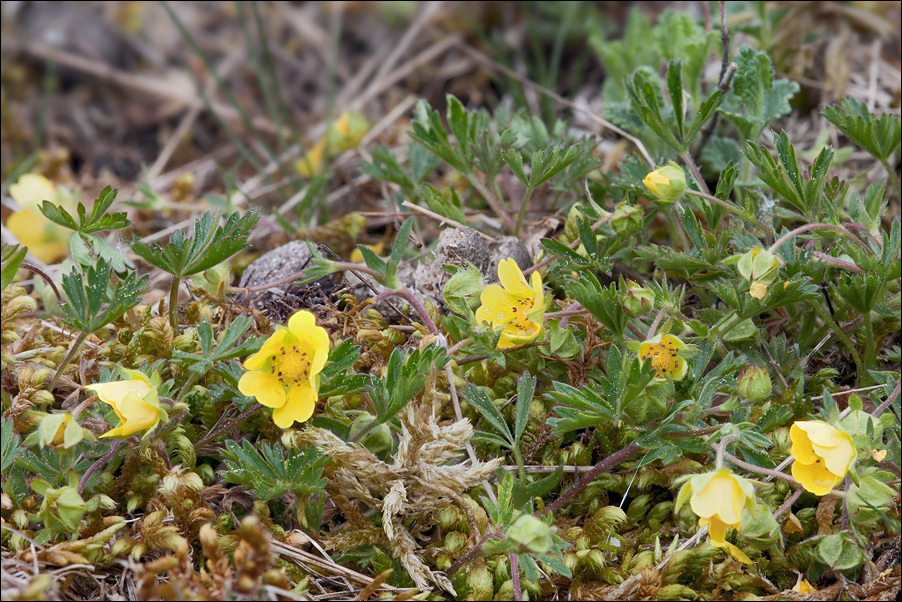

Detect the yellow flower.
xmin=475 ymin=258 xmax=545 ymax=349
xmin=86 ymin=370 xmax=166 ymax=438
xmin=296 ymin=112 xmax=369 ymax=177
xmin=642 ymin=163 xmax=686 ymax=205
xmin=790 ymin=421 xmax=856 ymax=496
xmin=678 ymin=468 xmax=755 ymax=564
xmin=238 ymin=310 xmax=330 ymax=428
xmin=872 ymin=449 xmax=887 ymax=462
xmin=6 ymin=173 xmax=70 ymax=264
xmin=638 ymin=333 xmax=688 ymax=380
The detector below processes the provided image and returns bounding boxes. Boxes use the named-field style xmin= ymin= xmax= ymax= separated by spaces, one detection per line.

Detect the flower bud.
xmin=611 ymin=202 xmax=644 ymax=236
xmin=737 ymin=366 xmax=772 ymax=402
xmin=36 ymin=484 xmax=87 ymax=535
xmin=348 ymin=412 xmax=393 ymax=457
xmin=621 ymin=279 xmax=656 ymax=317
xmin=737 ymin=247 xmax=780 ymax=300
xmin=506 ymin=514 xmax=551 ymax=556
xmin=643 ymin=163 xmax=686 ymax=205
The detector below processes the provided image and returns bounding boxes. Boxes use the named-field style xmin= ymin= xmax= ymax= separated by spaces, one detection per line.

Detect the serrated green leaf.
xmin=464 ymin=383 xmax=513 ymax=446
xmin=514 ymin=372 xmax=536 ymax=444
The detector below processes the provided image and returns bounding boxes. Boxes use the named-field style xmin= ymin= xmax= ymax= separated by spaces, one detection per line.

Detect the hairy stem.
xmin=683 ymin=189 xmax=773 ymax=235
xmin=168 ymin=276 xmax=181 ymax=329
xmin=543 ymin=442 xmax=641 ymax=516
xmin=78 ymin=440 xmax=122 ymax=494
xmin=373 ymin=289 xmax=439 ymax=336
xmin=722 ymin=450 xmax=799 ymax=486
xmin=767 ymin=223 xmax=869 ymax=255
xmin=510 ymin=552 xmax=523 ymax=601
xmin=49 ymin=331 xmax=89 ymax=391
xmin=514 ymin=186 xmax=535 ymax=238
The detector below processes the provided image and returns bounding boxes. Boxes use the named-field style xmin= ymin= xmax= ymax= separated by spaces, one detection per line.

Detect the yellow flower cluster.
xmin=475 ymin=258 xmax=545 ymax=349
xmin=238 ymin=310 xmax=331 ymax=428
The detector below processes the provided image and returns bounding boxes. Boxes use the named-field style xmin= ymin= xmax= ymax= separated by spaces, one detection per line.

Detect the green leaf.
xmin=721 ymin=46 xmax=799 ymax=142
xmin=514 ymin=372 xmax=536 ymax=444
xmin=370 ymin=344 xmax=448 ymax=425
xmin=221 ymin=440 xmax=328 ymax=502
xmin=564 ymin=273 xmax=627 ymax=339
xmin=59 ymin=259 xmax=148 ymax=333
xmin=1 ymin=244 xmax=28 ymax=291
xmin=463 ymin=383 xmax=513 ymax=447
xmin=38 ymin=186 xmax=130 ymax=235
xmin=1 ymin=419 xmax=22 ymax=473
xmin=131 ymin=210 xmax=258 ymax=278
xmin=667 ymin=61 xmax=685 ymax=139
xmin=172 ymin=316 xmax=263 ymax=374
xmin=823 ymin=97 xmax=901 ymax=162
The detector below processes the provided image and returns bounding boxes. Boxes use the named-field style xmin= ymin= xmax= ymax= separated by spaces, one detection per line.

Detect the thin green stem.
xmin=809 ymin=301 xmax=863 ymax=383
xmin=175 ymin=372 xmax=202 ymax=404
xmin=512 ymin=446 xmax=527 ymax=507
xmin=49 ymin=331 xmax=89 ymax=391
xmin=684 ymin=189 xmax=773 ymax=236
xmin=863 ymin=312 xmax=876 ymax=378
xmin=514 ymin=186 xmax=535 ymax=238
xmin=767 ymin=223 xmax=869 ymax=255
xmin=169 ymin=277 xmax=181 ymax=329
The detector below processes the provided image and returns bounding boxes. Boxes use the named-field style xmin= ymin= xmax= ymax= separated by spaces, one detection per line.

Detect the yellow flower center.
xmin=271 ymin=345 xmax=312 ymax=384
xmin=639 ymin=341 xmax=678 ymax=375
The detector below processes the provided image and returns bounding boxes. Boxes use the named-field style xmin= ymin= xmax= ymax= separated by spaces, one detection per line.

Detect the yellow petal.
xmin=476 ymin=285 xmax=517 ymax=326
xmin=790 ymin=423 xmax=820 ymax=465
xmin=811 ymin=440 xmax=855 ymax=477
xmin=749 ymin=281 xmax=768 ymax=299
xmin=6 ymin=210 xmax=69 ymax=264
xmin=87 ymin=379 xmax=153 ymax=408
xmin=116 ymin=393 xmax=160 ymax=433
xmin=9 ymin=174 xmax=57 ymax=208
xmin=690 ymin=472 xmax=743 ymax=525
xmin=795 ymin=421 xmax=848 ymax=448
xmin=703 ymin=516 xmax=729 ymax=545
xmin=273 ymin=381 xmax=317 ymax=428
xmin=497 ymin=258 xmax=533 ymax=298
xmin=791 ymin=459 xmax=843 ymax=496
xmin=244 ymin=329 xmax=288 ymax=371
xmin=238 ymin=370 xmax=286 ymax=408
xmin=289 ymin=311 xmax=331 ymax=376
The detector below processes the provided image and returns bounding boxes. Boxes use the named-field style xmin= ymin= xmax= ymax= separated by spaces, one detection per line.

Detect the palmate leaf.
xmin=221 ymin=440 xmax=328 ymax=502
xmin=369 ymin=343 xmax=448 ymax=425
xmin=823 ymin=97 xmax=901 ymax=163
xmin=172 ymin=316 xmax=264 ymax=374
xmin=132 ymin=210 xmax=258 ymax=278
xmin=39 ymin=186 xmax=130 ymax=234
xmin=59 ymin=259 xmax=148 ymax=332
